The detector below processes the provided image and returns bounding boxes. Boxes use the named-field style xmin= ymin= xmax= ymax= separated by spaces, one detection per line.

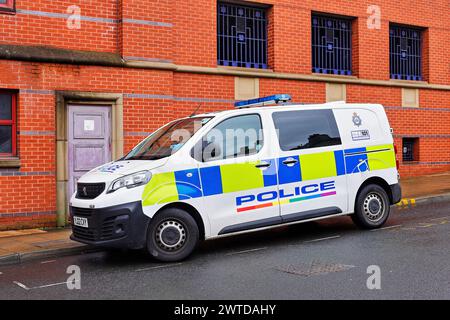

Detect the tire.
xmin=351 ymin=184 xmax=391 ymax=229
xmin=146 ymin=208 xmax=199 ymax=262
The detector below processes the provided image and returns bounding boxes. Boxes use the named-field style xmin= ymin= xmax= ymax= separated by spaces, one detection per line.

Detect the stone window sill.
xmin=218 ymin=66 xmax=274 ymax=74
xmin=312 ymin=73 xmax=358 ymax=80
xmin=0 ymin=157 xmax=21 ymax=168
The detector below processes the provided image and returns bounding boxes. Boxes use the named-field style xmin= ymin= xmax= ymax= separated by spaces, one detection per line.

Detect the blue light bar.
xmin=234 ymin=94 xmax=292 ymax=108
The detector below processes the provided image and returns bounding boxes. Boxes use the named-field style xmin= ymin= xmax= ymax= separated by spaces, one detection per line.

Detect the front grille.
xmin=72 ymin=219 xmax=120 ymax=242
xmin=76 ymin=183 xmax=106 ymax=199
xmin=71 ymin=206 xmax=127 ymax=242
xmin=72 ymin=226 xmax=96 ymax=241
xmin=100 ymin=216 xmax=116 ymax=240
xmin=71 ymin=207 xmax=94 ymax=217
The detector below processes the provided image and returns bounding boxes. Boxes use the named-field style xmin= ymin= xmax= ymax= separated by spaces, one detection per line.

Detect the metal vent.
xmin=402 ymin=137 xmax=418 ymax=162
xmin=276 ymin=261 xmax=355 ymax=277
xmin=76 ymin=183 xmax=106 ymax=200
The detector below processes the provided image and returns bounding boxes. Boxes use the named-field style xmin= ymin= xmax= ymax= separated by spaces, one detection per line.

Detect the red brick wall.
xmin=0 ymin=0 xmax=118 ymax=53
xmin=0 ymin=0 xmax=449 ymax=230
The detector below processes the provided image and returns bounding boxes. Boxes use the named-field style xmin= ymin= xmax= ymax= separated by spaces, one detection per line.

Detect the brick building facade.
xmin=0 ymin=0 xmax=449 ymax=230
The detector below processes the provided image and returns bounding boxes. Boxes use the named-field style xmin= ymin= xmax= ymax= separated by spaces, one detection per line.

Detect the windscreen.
xmin=124 ymin=117 xmax=213 ymax=161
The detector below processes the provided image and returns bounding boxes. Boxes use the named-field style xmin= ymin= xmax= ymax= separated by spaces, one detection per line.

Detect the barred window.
xmin=390 ymin=25 xmax=422 ymax=81
xmin=312 ymin=14 xmax=352 ymax=76
xmin=0 ymin=91 xmax=17 ymax=157
xmin=217 ymin=2 xmax=268 ymax=69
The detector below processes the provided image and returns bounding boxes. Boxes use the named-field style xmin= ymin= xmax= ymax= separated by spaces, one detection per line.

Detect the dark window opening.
xmin=217 ymin=2 xmax=268 ymax=69
xmin=273 ymin=110 xmax=341 ymax=151
xmin=402 ymin=137 xmax=419 ymax=162
xmin=0 ymin=91 xmax=17 ymax=157
xmin=312 ymin=14 xmax=353 ymax=75
xmin=390 ymin=24 xmax=422 ymax=81
xmin=0 ymin=0 xmax=15 ymax=13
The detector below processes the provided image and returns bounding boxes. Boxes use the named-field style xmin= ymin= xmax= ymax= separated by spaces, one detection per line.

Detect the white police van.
xmin=70 ymin=94 xmax=401 ymax=262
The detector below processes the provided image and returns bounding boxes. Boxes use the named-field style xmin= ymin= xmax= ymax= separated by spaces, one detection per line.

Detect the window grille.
xmin=312 ymin=14 xmax=352 ymax=75
xmin=217 ymin=2 xmax=268 ymax=69
xmin=390 ymin=25 xmax=422 ymax=81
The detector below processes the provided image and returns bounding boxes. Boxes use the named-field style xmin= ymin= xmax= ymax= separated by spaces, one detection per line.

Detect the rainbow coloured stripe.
xmin=236 ymin=191 xmax=337 ymax=213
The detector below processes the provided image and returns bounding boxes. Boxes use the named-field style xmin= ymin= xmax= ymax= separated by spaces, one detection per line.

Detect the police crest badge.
xmin=352 ymin=112 xmax=362 ymax=127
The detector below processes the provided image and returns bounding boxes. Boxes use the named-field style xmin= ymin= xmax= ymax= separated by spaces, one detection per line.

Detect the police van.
xmin=70 ymin=94 xmax=401 ymax=262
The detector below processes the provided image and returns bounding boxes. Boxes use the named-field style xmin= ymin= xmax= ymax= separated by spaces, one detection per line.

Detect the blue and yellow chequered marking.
xmin=344 ymin=147 xmax=369 ymax=173
xmin=142 ymin=172 xmax=179 ymax=206
xmin=344 ymin=144 xmax=396 ymax=173
xmin=278 ymin=156 xmax=301 ymax=185
xmin=366 ymin=144 xmax=396 ymax=170
xmin=199 ymin=166 xmax=223 ymax=196
xmin=142 ymin=145 xmax=396 ymax=206
xmin=300 ymin=151 xmax=338 ymax=181
xmin=143 ymin=160 xmax=275 ymax=206
xmin=174 ymin=169 xmax=202 ymax=200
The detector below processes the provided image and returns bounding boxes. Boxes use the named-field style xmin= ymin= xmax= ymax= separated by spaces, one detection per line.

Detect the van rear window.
xmin=272 ymin=109 xmax=341 ymax=151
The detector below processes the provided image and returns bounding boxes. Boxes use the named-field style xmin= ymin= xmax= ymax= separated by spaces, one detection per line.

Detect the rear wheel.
xmin=146 ymin=208 xmax=199 ymax=262
xmin=351 ymin=184 xmax=390 ymax=229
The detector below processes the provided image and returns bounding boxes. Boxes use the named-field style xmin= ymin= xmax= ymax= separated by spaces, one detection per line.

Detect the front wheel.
xmin=351 ymin=184 xmax=390 ymax=229
xmin=146 ymin=208 xmax=199 ymax=262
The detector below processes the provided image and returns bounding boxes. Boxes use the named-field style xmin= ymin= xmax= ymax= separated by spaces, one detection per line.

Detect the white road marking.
xmin=304 ymin=235 xmax=341 ymax=243
xmin=13 ymin=280 xmax=80 ymax=290
xmin=40 ymin=260 xmax=56 ymax=264
xmin=225 ymin=247 xmax=268 ymax=256
xmin=13 ymin=281 xmax=30 ymax=290
xmin=417 ymin=223 xmax=436 ymax=228
xmin=429 ymin=216 xmax=449 ymax=221
xmin=135 ymin=263 xmax=183 ymax=272
xmin=369 ymin=225 xmax=402 ymax=232
xmin=33 ymin=281 xmax=79 ymax=289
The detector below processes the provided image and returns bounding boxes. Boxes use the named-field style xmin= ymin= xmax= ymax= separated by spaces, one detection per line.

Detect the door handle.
xmin=255 ymin=161 xmax=271 ymax=169
xmin=282 ymin=158 xmax=298 ymax=166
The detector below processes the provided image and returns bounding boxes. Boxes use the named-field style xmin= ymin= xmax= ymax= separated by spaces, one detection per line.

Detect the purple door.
xmin=68 ymin=105 xmax=111 ymax=198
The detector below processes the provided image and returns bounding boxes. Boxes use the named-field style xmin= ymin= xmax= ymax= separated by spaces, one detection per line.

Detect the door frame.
xmin=55 ymin=91 xmax=124 ymax=227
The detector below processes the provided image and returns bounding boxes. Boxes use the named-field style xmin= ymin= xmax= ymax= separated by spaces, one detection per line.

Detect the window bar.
xmin=342 ymin=21 xmax=345 ymax=74
xmin=414 ymin=31 xmax=417 ymax=79
xmin=256 ymin=16 xmax=259 ymax=69
xmin=251 ymin=14 xmax=254 ymax=68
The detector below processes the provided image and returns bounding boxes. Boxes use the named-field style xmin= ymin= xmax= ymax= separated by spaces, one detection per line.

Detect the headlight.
xmin=107 ymin=171 xmax=152 ymax=193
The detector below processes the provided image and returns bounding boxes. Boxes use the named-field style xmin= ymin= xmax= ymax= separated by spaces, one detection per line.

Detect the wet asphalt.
xmin=0 ymin=200 xmax=449 ymax=300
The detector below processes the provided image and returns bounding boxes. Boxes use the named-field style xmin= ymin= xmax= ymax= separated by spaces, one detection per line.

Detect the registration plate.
xmin=73 ymin=216 xmax=88 ymax=228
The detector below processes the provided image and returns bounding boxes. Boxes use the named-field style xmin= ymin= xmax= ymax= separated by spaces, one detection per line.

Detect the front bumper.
xmin=390 ymin=183 xmax=402 ymax=204
xmin=70 ymin=201 xmax=150 ymax=250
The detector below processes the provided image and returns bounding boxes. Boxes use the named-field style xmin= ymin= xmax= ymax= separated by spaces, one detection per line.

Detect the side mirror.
xmin=190 ymin=140 xmax=222 ymax=162
xmin=202 ymin=141 xmax=222 ymax=162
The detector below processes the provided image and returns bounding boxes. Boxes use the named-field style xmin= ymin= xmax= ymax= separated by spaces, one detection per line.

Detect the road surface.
xmin=0 ymin=200 xmax=449 ymax=299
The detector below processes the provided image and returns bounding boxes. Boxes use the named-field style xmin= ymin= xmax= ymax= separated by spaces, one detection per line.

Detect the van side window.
xmin=202 ymin=114 xmax=263 ymax=162
xmin=272 ymin=110 xmax=341 ymax=151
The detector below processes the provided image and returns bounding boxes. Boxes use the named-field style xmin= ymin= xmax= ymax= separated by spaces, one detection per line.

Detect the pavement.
xmin=0 ymin=171 xmax=449 ymax=267
xmin=0 ymin=228 xmax=92 ymax=266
